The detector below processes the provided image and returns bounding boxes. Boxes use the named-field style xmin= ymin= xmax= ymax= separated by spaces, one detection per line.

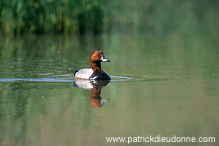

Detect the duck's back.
xmin=75 ymin=68 xmax=93 ymax=79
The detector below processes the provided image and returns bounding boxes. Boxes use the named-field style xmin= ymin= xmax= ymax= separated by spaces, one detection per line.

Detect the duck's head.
xmin=90 ymin=50 xmax=110 ymax=62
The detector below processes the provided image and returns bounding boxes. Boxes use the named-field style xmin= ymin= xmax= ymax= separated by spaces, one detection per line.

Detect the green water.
xmin=0 ymin=32 xmax=218 ymax=146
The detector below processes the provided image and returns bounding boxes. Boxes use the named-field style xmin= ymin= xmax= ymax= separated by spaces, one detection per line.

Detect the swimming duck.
xmin=74 ymin=50 xmax=111 ymax=80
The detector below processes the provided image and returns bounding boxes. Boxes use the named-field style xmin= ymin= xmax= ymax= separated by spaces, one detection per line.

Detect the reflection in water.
xmin=74 ymin=80 xmax=110 ymax=108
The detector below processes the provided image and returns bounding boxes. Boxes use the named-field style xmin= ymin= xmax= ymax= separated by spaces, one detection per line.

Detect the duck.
xmin=73 ymin=50 xmax=111 ymax=80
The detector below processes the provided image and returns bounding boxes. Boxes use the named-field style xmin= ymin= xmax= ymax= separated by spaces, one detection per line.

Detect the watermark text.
xmin=106 ymin=135 xmax=215 ymax=144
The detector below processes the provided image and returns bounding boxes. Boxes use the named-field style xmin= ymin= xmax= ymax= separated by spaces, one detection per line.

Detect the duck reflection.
xmin=74 ymin=80 xmax=110 ymax=108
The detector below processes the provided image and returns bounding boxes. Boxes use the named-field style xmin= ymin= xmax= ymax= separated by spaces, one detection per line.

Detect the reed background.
xmin=0 ymin=0 xmax=218 ymax=36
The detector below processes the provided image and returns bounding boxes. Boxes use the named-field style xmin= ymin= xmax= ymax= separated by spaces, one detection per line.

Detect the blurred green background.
xmin=0 ymin=0 xmax=218 ymax=35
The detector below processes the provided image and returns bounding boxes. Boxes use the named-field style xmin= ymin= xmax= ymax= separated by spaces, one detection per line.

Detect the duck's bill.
xmin=101 ymin=56 xmax=110 ymax=62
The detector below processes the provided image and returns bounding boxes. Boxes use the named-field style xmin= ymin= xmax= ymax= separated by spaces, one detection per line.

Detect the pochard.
xmin=74 ymin=50 xmax=111 ymax=80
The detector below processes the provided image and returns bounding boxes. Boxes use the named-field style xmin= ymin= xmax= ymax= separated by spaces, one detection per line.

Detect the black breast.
xmin=89 ymin=71 xmax=111 ymax=80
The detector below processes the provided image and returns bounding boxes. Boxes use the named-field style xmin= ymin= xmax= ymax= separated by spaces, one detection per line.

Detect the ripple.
xmin=110 ymin=76 xmax=133 ymax=81
xmin=0 ymin=75 xmax=133 ymax=83
xmin=0 ymin=78 xmax=73 ymax=82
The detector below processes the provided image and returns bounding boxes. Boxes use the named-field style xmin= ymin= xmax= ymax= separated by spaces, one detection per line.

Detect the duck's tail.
xmin=71 ymin=69 xmax=79 ymax=76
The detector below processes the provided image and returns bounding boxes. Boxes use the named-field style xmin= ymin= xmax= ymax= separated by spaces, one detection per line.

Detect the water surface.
xmin=0 ymin=33 xmax=219 ymax=146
